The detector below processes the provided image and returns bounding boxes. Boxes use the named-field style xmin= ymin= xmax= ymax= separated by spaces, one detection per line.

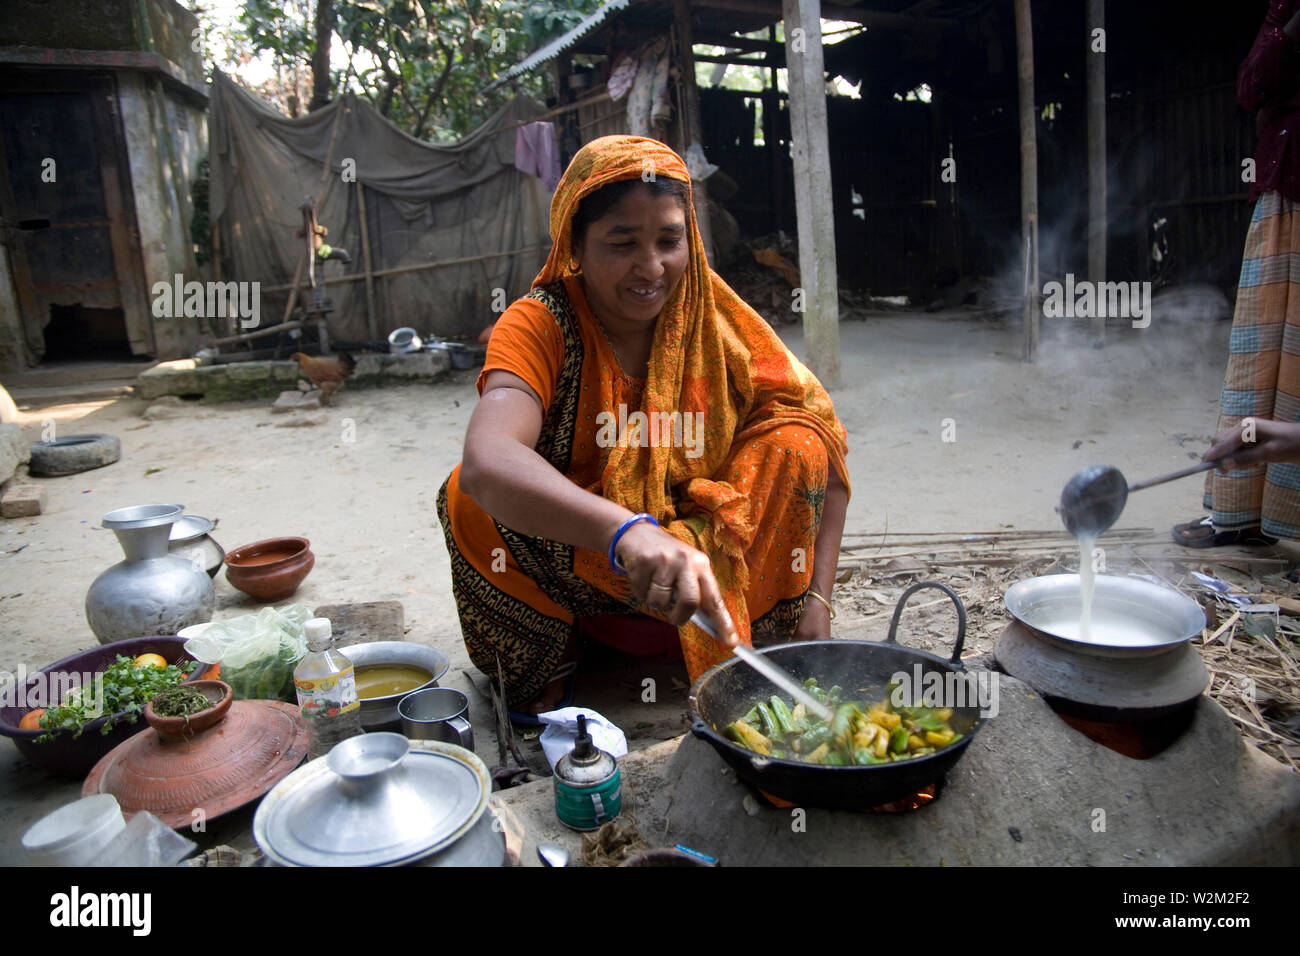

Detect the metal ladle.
xmin=1058 ymin=459 xmax=1223 ymax=537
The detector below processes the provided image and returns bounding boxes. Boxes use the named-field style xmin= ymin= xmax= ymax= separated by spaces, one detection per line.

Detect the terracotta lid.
xmin=82 ymin=700 xmax=309 ymax=829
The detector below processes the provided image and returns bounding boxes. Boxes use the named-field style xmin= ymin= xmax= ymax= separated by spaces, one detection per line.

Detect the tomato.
xmin=18 ymin=709 xmax=45 ymax=731
xmin=132 ymin=653 xmax=167 ymax=669
xmin=201 ymin=662 xmax=221 ymax=681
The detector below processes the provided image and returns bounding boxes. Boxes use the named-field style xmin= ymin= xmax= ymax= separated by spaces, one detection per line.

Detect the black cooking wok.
xmin=688 ymin=582 xmax=988 ymax=810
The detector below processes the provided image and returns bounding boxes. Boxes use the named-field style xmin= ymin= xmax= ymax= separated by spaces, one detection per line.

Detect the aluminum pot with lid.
xmin=253 ymin=733 xmax=502 ymax=867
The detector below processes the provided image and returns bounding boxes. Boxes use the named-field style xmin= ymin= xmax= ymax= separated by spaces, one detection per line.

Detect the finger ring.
xmin=648 ymin=582 xmax=673 ymax=592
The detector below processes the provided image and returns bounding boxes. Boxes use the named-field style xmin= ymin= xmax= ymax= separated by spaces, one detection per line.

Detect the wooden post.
xmin=1014 ymin=0 xmax=1039 ymax=360
xmin=355 ymin=180 xmax=379 ymax=339
xmin=1087 ymin=0 xmax=1107 ymax=345
xmin=672 ymin=0 xmax=717 ymax=264
xmin=768 ymin=24 xmax=782 ymax=234
xmin=782 ymin=0 xmax=841 ymax=385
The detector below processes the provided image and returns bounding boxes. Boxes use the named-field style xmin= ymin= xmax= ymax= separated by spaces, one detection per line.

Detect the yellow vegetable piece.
xmin=805 ymin=742 xmax=830 ymax=764
xmin=877 ymin=711 xmax=901 ymax=730
xmin=907 ymin=734 xmax=926 ymax=750
xmin=925 ymin=730 xmax=955 ymax=747
xmin=935 ymin=708 xmax=953 ymax=721
xmin=873 ymin=728 xmax=889 ymax=758
xmin=731 ymin=719 xmax=773 ymax=755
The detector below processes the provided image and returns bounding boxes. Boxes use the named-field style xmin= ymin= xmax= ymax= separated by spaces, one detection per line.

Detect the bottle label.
xmin=295 ymin=666 xmax=360 ymax=719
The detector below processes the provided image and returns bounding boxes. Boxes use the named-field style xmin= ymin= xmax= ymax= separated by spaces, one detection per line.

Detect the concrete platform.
xmin=136 ymin=351 xmax=452 ymax=402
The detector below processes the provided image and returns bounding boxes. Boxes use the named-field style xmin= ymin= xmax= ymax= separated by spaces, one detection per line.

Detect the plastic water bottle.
xmin=293 ymin=617 xmax=363 ymax=759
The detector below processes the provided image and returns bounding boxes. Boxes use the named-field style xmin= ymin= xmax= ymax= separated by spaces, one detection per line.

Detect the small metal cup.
xmin=398 ymin=688 xmax=473 ymax=750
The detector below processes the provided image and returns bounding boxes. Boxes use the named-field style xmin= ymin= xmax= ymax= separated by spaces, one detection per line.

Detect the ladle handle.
xmin=1126 ymin=458 xmax=1221 ymax=494
xmin=886 ymin=580 xmax=968 ymax=665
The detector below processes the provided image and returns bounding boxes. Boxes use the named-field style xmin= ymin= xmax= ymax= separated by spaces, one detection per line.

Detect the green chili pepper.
xmin=795 ymin=724 xmax=833 ymax=752
xmin=824 ymin=751 xmax=847 ymax=766
xmin=756 ymin=702 xmax=780 ymax=738
xmin=914 ymin=716 xmax=951 ymax=733
xmin=829 ymin=702 xmax=858 ymax=743
xmin=769 ymin=696 xmax=797 ymax=736
xmin=889 ymin=724 xmax=910 ymax=754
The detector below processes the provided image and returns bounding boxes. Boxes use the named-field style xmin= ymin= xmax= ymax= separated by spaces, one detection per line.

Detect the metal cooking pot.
xmin=689 ymin=582 xmax=988 ymax=810
xmin=1003 ymin=573 xmax=1205 ymax=657
xmin=341 ymin=641 xmax=450 ymax=730
xmin=168 ymin=514 xmax=225 ymax=578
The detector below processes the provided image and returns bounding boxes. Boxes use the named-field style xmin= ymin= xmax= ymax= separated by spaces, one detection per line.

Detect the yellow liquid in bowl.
xmin=355 ymin=665 xmax=433 ymax=700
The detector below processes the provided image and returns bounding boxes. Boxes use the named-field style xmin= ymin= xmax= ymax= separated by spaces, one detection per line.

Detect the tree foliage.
xmin=234 ymin=0 xmax=601 ymax=140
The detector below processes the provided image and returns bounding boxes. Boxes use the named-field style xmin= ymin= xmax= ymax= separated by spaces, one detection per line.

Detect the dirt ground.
xmin=3 ymin=304 xmax=1294 ymax=856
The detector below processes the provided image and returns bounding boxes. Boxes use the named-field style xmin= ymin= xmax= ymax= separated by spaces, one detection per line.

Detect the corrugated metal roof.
xmin=481 ymin=0 xmax=633 ymax=93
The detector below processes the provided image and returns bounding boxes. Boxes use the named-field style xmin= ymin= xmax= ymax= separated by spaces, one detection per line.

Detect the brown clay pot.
xmin=144 ymin=680 xmax=233 ymax=741
xmin=224 ymin=536 xmax=314 ymax=601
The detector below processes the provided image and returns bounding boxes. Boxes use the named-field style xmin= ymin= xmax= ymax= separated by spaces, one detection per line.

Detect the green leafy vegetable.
xmin=36 ymin=655 xmax=196 ymax=742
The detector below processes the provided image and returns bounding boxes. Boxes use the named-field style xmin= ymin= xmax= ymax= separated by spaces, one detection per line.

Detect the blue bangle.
xmin=608 ymin=513 xmax=659 ymax=574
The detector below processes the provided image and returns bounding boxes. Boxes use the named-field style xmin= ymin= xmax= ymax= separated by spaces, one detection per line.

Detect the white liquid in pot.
xmin=1028 ymin=604 xmax=1172 ymax=646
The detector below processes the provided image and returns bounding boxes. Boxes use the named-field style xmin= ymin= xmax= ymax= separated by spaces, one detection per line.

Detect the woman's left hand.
xmin=794 ymin=594 xmax=832 ymax=642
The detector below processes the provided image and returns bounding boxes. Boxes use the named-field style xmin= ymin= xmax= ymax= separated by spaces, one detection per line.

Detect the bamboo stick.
xmin=1203 ymin=611 xmax=1240 ymax=645
xmin=254 ymin=244 xmax=550 ymax=295
xmin=355 ymin=181 xmax=378 ymax=340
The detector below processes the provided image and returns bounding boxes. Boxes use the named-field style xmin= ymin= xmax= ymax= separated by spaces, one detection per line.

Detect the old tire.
xmin=28 ymin=434 xmax=121 ymax=477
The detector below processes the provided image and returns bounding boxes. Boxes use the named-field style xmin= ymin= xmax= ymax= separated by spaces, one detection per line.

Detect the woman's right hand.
xmin=614 ymin=522 xmax=739 ymax=646
xmin=1205 ymin=418 xmax=1300 ymax=469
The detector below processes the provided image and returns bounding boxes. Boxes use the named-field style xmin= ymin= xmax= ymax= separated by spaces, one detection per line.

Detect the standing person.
xmin=1175 ymin=1 xmax=1300 ymax=547
xmin=438 ymin=136 xmax=850 ymax=720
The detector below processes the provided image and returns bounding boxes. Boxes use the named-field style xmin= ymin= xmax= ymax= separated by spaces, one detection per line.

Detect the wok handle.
xmin=886 ymin=580 xmax=968 ymax=665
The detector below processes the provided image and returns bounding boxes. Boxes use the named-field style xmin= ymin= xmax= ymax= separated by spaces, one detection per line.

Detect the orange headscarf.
xmin=537 ymin=135 xmax=850 ymax=660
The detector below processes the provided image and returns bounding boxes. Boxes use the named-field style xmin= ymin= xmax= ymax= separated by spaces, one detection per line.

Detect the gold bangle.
xmin=806 ymin=588 xmax=837 ymax=619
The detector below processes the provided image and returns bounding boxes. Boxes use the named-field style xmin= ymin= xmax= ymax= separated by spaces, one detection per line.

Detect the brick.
xmin=1 ymin=483 xmax=47 ymax=517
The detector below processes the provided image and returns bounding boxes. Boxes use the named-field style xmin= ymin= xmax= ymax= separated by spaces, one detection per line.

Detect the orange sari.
xmin=438 ymin=135 xmax=849 ymax=706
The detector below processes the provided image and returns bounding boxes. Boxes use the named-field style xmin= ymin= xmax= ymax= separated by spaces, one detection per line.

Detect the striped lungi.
xmin=1205 ymin=190 xmax=1300 ymax=538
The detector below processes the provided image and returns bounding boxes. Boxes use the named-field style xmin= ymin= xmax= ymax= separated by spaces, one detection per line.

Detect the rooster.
xmin=289 ymin=350 xmax=356 ymax=405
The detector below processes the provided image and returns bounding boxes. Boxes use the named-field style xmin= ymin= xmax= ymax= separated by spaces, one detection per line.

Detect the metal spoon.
xmin=1058 ymin=459 xmax=1223 ymax=537
xmin=639 ymin=549 xmax=835 ymax=722
xmin=538 ymin=842 xmax=570 ymax=867
xmin=690 ymin=610 xmax=834 ymax=723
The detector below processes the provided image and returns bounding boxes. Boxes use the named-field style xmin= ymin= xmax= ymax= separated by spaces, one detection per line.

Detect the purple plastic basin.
xmin=0 ymin=636 xmax=203 ymax=777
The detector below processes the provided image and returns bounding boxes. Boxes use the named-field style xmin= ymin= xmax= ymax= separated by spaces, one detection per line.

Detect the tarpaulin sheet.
xmin=208 ymin=70 xmax=552 ymax=341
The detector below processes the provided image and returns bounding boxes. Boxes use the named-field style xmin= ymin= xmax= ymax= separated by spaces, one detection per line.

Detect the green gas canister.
xmin=553 ymin=713 xmax=622 ymax=831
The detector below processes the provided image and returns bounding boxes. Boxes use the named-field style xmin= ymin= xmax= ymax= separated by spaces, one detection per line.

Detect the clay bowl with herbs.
xmin=145 ymin=681 xmax=233 ymax=740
